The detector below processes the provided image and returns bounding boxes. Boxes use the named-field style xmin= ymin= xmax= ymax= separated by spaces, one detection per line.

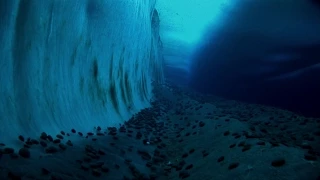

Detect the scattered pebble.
xmin=271 ymin=158 xmax=286 ymax=167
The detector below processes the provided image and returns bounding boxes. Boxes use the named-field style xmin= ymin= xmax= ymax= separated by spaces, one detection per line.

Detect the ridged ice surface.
xmin=0 ymin=0 xmax=163 ymax=148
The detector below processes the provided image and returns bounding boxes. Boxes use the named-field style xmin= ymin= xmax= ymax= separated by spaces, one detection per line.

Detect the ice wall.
xmin=0 ymin=0 xmax=164 ymax=148
xmin=155 ymin=0 xmax=230 ymax=84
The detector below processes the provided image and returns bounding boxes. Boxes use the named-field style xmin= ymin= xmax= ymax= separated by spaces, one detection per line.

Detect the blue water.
xmin=0 ymin=0 xmax=320 ymax=179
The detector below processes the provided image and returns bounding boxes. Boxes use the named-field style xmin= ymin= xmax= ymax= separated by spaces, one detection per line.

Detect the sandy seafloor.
xmin=1 ymin=83 xmax=320 ymax=180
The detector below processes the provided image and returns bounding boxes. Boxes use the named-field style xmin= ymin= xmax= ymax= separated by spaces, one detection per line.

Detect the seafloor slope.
xmin=0 ymin=83 xmax=319 ymax=180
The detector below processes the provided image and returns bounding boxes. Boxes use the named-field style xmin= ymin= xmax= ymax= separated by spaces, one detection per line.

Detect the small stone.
xmin=19 ymin=148 xmax=30 ymax=158
xmin=18 ymin=135 xmax=25 ymax=142
xmin=41 ymin=168 xmax=50 ymax=175
xmin=271 ymin=158 xmax=286 ymax=167
xmin=185 ymin=164 xmax=193 ymax=170
xmin=25 ymin=139 xmax=33 ymax=146
xmin=3 ymin=147 xmax=14 ymax=154
xmin=101 ymin=165 xmax=109 ymax=172
xmin=228 ymin=162 xmax=239 ymax=170
xmin=81 ymin=163 xmax=90 ymax=171
xmin=40 ymin=141 xmax=47 ymax=147
xmin=97 ymin=132 xmax=104 ymax=136
xmin=59 ymin=143 xmax=67 ymax=150
xmin=7 ymin=171 xmax=21 ymax=180
xmin=53 ymin=139 xmax=61 ymax=144
xmin=31 ymin=139 xmax=39 ymax=145
xmin=238 ymin=141 xmax=246 ymax=147
xmin=199 ymin=121 xmax=205 ymax=127
xmin=87 ymin=132 xmax=94 ymax=136
xmin=189 ymin=148 xmax=195 ymax=154
xmin=182 ymin=153 xmax=188 ymax=158
xmin=66 ymin=140 xmax=73 ymax=146
xmin=256 ymin=141 xmax=265 ymax=146
xmin=179 ymin=170 xmax=190 ymax=179
xmin=229 ymin=144 xmax=236 ymax=148
xmin=98 ymin=149 xmax=106 ymax=155
xmin=202 ymin=151 xmax=209 ymax=157
xmin=301 ymin=143 xmax=312 ymax=150
xmin=304 ymin=153 xmax=317 ymax=161
xmin=223 ymin=131 xmax=230 ymax=136
xmin=56 ymin=134 xmax=63 ymax=139
xmin=90 ymin=161 xmax=104 ymax=168
xmin=217 ymin=156 xmax=224 ymax=162
xmin=40 ymin=132 xmax=47 ymax=140
xmin=45 ymin=146 xmax=58 ymax=154
xmin=92 ymin=169 xmax=101 ymax=177
xmin=242 ymin=144 xmax=251 ymax=152
xmin=71 ymin=129 xmax=76 ymax=133
xmin=47 ymin=135 xmax=53 ymax=142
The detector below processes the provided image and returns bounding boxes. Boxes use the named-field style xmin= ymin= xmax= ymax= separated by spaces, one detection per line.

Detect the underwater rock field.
xmin=1 ymin=84 xmax=320 ymax=180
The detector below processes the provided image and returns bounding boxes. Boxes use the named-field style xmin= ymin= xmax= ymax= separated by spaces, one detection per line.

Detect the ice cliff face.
xmin=0 ymin=0 xmax=164 ymax=148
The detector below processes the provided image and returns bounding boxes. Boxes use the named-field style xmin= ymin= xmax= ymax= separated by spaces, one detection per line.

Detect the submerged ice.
xmin=0 ymin=0 xmax=320 ymax=179
xmin=189 ymin=0 xmax=320 ymax=117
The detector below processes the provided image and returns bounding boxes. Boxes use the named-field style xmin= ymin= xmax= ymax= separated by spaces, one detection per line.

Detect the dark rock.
xmin=19 ymin=148 xmax=30 ymax=158
xmin=45 ymin=146 xmax=58 ymax=154
xmin=87 ymin=132 xmax=94 ymax=136
xmin=271 ymin=158 xmax=286 ymax=167
xmin=18 ymin=135 xmax=25 ymax=142
xmin=66 ymin=140 xmax=73 ymax=146
xmin=40 ymin=141 xmax=47 ymax=147
xmin=179 ymin=170 xmax=190 ymax=179
xmin=185 ymin=164 xmax=193 ymax=170
xmin=228 ymin=162 xmax=239 ymax=170
xmin=182 ymin=153 xmax=188 ymax=158
xmin=229 ymin=144 xmax=236 ymax=148
xmin=3 ymin=147 xmax=14 ymax=154
xmin=56 ymin=134 xmax=63 ymax=139
xmin=90 ymin=161 xmax=104 ymax=168
xmin=53 ymin=139 xmax=61 ymax=144
xmin=59 ymin=143 xmax=67 ymax=150
xmin=304 ymin=153 xmax=317 ymax=161
xmin=199 ymin=121 xmax=205 ymax=127
xmin=189 ymin=148 xmax=195 ymax=154
xmin=47 ymin=135 xmax=53 ymax=142
xmin=81 ymin=163 xmax=90 ymax=171
xmin=92 ymin=169 xmax=101 ymax=177
xmin=217 ymin=156 xmax=224 ymax=162
xmin=223 ymin=131 xmax=230 ymax=136
xmin=101 ymin=165 xmax=109 ymax=172
xmin=40 ymin=132 xmax=48 ymax=140
xmin=41 ymin=168 xmax=50 ymax=175
xmin=256 ymin=141 xmax=266 ymax=146
xmin=31 ymin=139 xmax=39 ymax=145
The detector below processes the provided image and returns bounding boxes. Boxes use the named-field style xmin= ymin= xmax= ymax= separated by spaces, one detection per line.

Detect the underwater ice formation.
xmin=0 ymin=0 xmax=164 ymax=148
xmin=189 ymin=0 xmax=320 ymax=117
xmin=156 ymin=0 xmax=230 ymax=85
